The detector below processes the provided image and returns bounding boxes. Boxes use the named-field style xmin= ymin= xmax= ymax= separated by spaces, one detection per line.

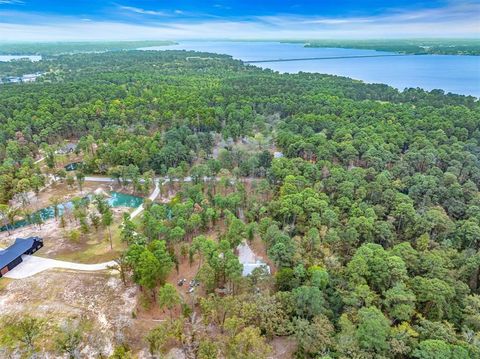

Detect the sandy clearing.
xmin=4 ymin=255 xmax=115 ymax=279
xmin=237 ymin=241 xmax=257 ymax=263
xmin=236 ymin=207 xmax=270 ymax=276
xmin=0 ymin=270 xmax=139 ymax=357
xmin=237 ymin=241 xmax=270 ymax=276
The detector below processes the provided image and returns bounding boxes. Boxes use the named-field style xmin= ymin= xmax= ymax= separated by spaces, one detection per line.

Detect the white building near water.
xmin=2 ymin=72 xmax=43 ymax=85
xmin=21 ymin=74 xmax=39 ymax=83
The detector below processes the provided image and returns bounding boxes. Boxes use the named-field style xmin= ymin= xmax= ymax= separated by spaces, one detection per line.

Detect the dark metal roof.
xmin=0 ymin=237 xmax=38 ymax=268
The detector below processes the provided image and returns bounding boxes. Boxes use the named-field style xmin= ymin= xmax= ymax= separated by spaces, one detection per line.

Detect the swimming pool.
xmin=0 ymin=192 xmax=143 ymax=232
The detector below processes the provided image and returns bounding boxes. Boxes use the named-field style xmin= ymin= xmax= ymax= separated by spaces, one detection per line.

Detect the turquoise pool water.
xmin=0 ymin=192 xmax=143 ymax=232
xmin=108 ymin=192 xmax=144 ymax=208
xmin=64 ymin=162 xmax=83 ymax=171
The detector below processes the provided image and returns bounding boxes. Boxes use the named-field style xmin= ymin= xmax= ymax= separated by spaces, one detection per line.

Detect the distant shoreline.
xmin=245 ymin=53 xmax=410 ymax=64
xmin=0 ymin=40 xmax=177 ymax=56
xmin=296 ymin=40 xmax=480 ymax=56
xmin=1 ymin=39 xmax=479 ymax=56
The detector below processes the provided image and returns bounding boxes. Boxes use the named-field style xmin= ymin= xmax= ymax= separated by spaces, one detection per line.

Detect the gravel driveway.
xmin=4 ymin=255 xmax=115 ymax=279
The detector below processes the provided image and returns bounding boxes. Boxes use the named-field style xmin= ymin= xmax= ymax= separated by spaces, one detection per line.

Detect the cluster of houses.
xmin=1 ymin=72 xmax=43 ymax=84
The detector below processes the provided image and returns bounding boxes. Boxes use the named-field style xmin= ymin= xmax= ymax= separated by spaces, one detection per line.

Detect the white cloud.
xmin=0 ymin=0 xmax=23 ymax=4
xmin=306 ymin=19 xmax=374 ymax=25
xmin=213 ymin=4 xmax=232 ymax=10
xmin=0 ymin=1 xmax=478 ymax=41
xmin=118 ymin=5 xmax=167 ymax=16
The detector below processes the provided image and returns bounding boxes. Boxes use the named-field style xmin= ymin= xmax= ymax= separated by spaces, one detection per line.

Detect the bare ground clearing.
xmin=18 ymin=181 xmax=103 ymax=211
xmin=0 ymin=270 xmax=140 ymax=357
xmin=0 ymin=206 xmax=130 ymax=263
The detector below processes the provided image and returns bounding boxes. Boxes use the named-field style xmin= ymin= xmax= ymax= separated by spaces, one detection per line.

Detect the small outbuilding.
xmin=57 ymin=143 xmax=77 ymax=155
xmin=0 ymin=237 xmax=43 ymax=277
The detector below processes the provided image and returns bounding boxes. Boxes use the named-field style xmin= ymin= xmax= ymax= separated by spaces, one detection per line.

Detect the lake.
xmin=142 ymin=41 xmax=480 ymax=97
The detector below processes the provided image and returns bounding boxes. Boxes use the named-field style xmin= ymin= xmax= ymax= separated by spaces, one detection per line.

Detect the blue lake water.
xmin=0 ymin=192 xmax=143 ymax=232
xmin=142 ymin=41 xmax=480 ymax=97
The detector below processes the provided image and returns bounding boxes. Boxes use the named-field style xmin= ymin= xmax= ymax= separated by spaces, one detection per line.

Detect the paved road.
xmin=82 ymin=175 xmax=258 ymax=184
xmin=84 ymin=176 xmax=118 ymax=182
xmin=130 ymin=179 xmax=162 ymax=219
xmin=4 ymin=255 xmax=115 ymax=279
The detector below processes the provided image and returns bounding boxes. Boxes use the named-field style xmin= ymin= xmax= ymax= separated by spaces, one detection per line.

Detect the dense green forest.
xmin=297 ymin=39 xmax=480 ymax=55
xmin=0 ymin=50 xmax=479 ymax=358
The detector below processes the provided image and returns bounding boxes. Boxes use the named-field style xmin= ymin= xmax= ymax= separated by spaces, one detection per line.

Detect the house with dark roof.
xmin=0 ymin=237 xmax=43 ymax=277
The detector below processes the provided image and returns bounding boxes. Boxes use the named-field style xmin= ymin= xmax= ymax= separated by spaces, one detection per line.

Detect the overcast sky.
xmin=0 ymin=0 xmax=479 ymax=41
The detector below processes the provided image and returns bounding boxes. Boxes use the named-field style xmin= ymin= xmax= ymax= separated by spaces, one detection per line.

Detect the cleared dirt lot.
xmin=17 ymin=180 xmax=107 ymax=213
xmin=0 ymin=270 xmax=139 ymax=356
xmin=0 ymin=206 xmax=130 ymax=264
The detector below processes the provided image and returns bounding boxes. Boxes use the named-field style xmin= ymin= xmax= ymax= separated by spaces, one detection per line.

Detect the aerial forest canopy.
xmin=0 ymin=50 xmax=479 ymax=358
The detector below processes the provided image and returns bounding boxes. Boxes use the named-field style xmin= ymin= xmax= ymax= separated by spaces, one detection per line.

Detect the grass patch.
xmin=0 ymin=277 xmax=13 ymax=292
xmin=54 ymin=225 xmax=126 ymax=263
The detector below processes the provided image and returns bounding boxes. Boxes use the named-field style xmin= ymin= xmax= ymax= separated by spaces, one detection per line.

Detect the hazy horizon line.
xmin=1 ymin=37 xmax=479 ymax=44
